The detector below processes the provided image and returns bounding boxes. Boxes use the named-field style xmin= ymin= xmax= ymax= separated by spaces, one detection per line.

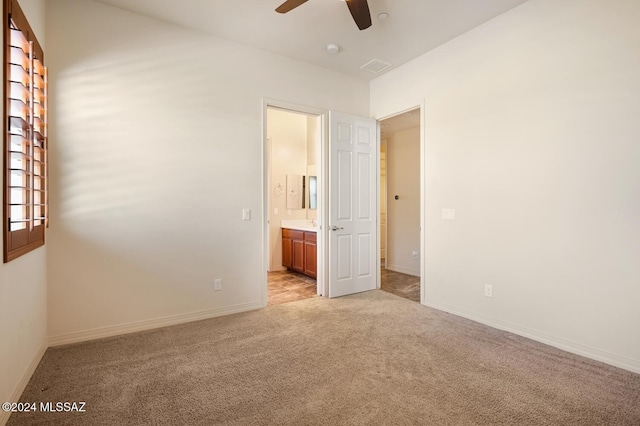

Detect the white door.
xmin=328 ymin=111 xmax=377 ymax=298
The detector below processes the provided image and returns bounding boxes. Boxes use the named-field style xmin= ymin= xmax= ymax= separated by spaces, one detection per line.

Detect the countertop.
xmin=281 ymin=220 xmax=317 ymax=233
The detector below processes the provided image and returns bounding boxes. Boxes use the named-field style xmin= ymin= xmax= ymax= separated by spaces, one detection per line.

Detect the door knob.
xmin=330 ymin=226 xmax=344 ymax=231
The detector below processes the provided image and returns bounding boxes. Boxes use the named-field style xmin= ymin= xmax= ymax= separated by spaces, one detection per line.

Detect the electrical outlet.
xmin=412 ymin=250 xmax=419 ymax=260
xmin=214 ymin=279 xmax=222 ymax=291
xmin=242 ymin=209 xmax=251 ymax=221
xmin=484 ymin=284 xmax=493 ymax=298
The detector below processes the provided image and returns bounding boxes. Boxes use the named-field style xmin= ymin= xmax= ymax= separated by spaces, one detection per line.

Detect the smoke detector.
xmin=326 ymin=44 xmax=340 ymax=54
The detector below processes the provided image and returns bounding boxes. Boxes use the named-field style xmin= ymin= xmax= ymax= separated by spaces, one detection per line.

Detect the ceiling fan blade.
xmin=275 ymin=0 xmax=309 ymax=14
xmin=345 ymin=0 xmax=372 ymax=30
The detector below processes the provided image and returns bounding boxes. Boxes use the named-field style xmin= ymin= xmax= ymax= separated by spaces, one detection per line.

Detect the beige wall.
xmin=306 ymin=116 xmax=319 ymax=221
xmin=0 ymin=1 xmax=48 ymax=423
xmin=306 ymin=116 xmax=318 ymax=171
xmin=386 ymin=127 xmax=420 ymax=276
xmin=371 ymin=0 xmax=640 ymax=372
xmin=45 ymin=0 xmax=368 ymax=343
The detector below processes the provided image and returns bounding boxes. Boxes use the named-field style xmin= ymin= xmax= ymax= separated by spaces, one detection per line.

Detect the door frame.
xmin=379 ymin=135 xmax=388 ymax=271
xmin=375 ymin=101 xmax=426 ymax=305
xmin=261 ymin=99 xmax=329 ymax=306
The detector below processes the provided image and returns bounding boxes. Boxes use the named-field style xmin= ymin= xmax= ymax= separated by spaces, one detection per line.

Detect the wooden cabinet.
xmin=282 ymin=228 xmax=317 ymax=279
xmin=292 ymin=239 xmax=305 ymax=273
xmin=282 ymin=237 xmax=293 ymax=269
xmin=282 ymin=229 xmax=303 ymax=272
xmin=304 ymin=242 xmax=317 ymax=278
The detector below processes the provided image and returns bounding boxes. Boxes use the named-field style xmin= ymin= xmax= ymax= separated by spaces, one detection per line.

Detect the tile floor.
xmin=380 ymin=267 xmax=421 ymax=303
xmin=267 ymin=266 xmax=421 ymax=305
xmin=267 ymin=270 xmax=318 ymax=306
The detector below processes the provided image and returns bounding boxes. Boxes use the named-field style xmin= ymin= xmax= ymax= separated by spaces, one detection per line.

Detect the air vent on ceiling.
xmin=360 ymin=59 xmax=391 ymax=74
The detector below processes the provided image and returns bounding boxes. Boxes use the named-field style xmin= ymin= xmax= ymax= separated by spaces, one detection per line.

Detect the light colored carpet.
xmin=8 ymin=290 xmax=640 ymax=425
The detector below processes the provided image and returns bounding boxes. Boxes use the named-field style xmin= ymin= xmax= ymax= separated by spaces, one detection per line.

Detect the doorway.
xmin=379 ymin=108 xmax=422 ymax=303
xmin=264 ymin=103 xmax=323 ymax=306
xmin=263 ymin=101 xmax=391 ymax=304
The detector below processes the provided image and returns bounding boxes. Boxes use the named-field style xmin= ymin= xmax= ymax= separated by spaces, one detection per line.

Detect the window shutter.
xmin=4 ymin=0 xmax=48 ymax=262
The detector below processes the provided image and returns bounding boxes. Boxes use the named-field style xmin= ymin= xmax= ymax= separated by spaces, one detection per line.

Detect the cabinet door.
xmin=292 ymin=239 xmax=305 ymax=273
xmin=282 ymin=238 xmax=293 ymax=268
xmin=304 ymin=241 xmax=317 ymax=279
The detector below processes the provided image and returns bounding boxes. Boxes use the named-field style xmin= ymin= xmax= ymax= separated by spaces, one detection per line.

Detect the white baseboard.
xmin=48 ymin=301 xmax=263 ymax=347
xmin=424 ymin=299 xmax=640 ymax=374
xmin=0 ymin=342 xmax=48 ymax=426
xmin=386 ymin=264 xmax=420 ymax=277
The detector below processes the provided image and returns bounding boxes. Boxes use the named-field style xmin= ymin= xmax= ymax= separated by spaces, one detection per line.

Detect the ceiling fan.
xmin=276 ymin=0 xmax=372 ymax=31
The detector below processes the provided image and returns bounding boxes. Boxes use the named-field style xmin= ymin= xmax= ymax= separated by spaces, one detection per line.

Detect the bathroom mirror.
xmin=308 ymin=176 xmax=317 ymax=210
xmin=286 ymin=174 xmax=304 ymax=210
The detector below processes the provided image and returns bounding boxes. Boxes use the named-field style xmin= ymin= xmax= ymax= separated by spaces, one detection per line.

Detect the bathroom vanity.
xmin=282 ymin=224 xmax=317 ymax=279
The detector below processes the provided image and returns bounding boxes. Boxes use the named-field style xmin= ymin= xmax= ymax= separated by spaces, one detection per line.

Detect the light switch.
xmin=442 ymin=208 xmax=456 ymax=220
xmin=242 ymin=209 xmax=251 ymax=221
xmin=273 ymin=207 xmax=279 ymax=215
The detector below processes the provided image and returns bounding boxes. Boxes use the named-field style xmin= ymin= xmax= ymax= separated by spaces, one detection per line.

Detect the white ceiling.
xmin=95 ymin=0 xmax=529 ymax=80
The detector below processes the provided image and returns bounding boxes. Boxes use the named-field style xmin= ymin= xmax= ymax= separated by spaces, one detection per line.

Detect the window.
xmin=3 ymin=0 xmax=48 ymax=262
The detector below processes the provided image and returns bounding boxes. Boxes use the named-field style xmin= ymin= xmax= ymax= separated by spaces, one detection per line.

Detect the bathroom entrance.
xmin=265 ymin=105 xmax=322 ymax=306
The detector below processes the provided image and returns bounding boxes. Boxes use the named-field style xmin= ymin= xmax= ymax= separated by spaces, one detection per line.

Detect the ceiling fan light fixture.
xmin=276 ymin=0 xmax=371 ymax=30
